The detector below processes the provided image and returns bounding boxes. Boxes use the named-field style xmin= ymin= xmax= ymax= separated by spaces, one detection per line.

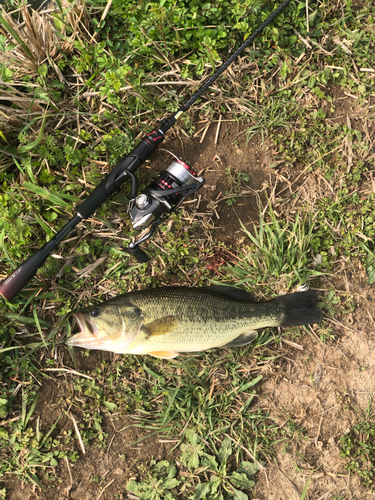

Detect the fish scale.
xmin=67 ymin=286 xmax=322 ymax=359
xmin=125 ymin=288 xmax=281 ymax=354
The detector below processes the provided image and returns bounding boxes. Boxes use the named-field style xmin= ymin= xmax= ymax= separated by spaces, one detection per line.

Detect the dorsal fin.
xmin=203 ymin=285 xmax=254 ymax=302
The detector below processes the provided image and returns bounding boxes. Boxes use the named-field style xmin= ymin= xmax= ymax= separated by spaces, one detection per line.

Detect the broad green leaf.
xmin=165 ymin=463 xmax=177 ymax=479
xmin=154 ymin=460 xmax=170 ymax=472
xmin=209 ymin=475 xmax=221 ymax=494
xmin=368 ymin=264 xmax=375 ymax=285
xmin=232 ymin=487 xmax=249 ymax=500
xmin=163 ymin=478 xmax=180 ymax=489
xmin=180 ymin=432 xmax=204 ymax=470
xmin=53 ymin=14 xmax=64 ymax=31
xmin=237 ymin=461 xmax=261 ymax=478
xmin=194 ymin=482 xmax=212 ymax=500
xmin=186 ymin=428 xmax=199 ymax=445
xmin=126 ymin=479 xmax=140 ymax=493
xmin=218 ymin=437 xmax=232 ymax=464
xmin=202 ymin=454 xmax=219 ymax=473
xmin=230 ymin=471 xmax=255 ymax=489
xmin=103 ymin=401 xmax=117 ymax=411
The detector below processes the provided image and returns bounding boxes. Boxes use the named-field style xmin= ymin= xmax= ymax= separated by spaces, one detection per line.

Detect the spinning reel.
xmin=127 ymin=158 xmax=204 ymax=262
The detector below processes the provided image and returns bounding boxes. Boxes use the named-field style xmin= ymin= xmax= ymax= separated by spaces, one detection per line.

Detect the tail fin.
xmin=273 ymin=290 xmax=322 ymax=327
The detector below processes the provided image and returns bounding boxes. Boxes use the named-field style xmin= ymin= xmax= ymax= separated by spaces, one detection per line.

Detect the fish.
xmin=66 ymin=285 xmax=322 ymax=359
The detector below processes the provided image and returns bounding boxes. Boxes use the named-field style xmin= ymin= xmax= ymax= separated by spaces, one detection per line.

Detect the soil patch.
xmin=150 ymin=119 xmax=273 ymax=243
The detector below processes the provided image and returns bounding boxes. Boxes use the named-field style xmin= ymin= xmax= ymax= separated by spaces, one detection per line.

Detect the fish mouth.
xmin=66 ymin=313 xmax=99 ymax=347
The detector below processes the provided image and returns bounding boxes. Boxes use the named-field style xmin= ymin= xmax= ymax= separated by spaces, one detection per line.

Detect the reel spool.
xmin=127 ymin=159 xmax=204 ymax=262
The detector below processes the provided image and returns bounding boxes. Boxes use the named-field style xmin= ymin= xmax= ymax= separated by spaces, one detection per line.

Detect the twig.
xmin=208 ymin=376 xmax=215 ymax=400
xmin=75 ymin=256 xmax=107 ymax=279
xmin=306 ymin=0 xmax=309 ymax=33
xmin=106 ymin=434 xmax=116 ymax=462
xmin=316 ymin=491 xmax=334 ymax=500
xmin=179 ymin=412 xmax=193 ymax=437
xmin=214 ymin=115 xmax=222 ymax=145
xmin=324 ymin=314 xmax=359 ymax=334
xmin=277 ymin=144 xmax=343 ymax=196
xmin=0 ymin=148 xmax=23 ymax=159
xmin=346 ymin=114 xmax=353 ymax=173
xmin=345 ymin=471 xmax=353 ymax=500
xmin=315 ymin=416 xmax=324 ymax=447
xmin=43 ymin=368 xmax=94 ymax=380
xmin=0 ymin=416 xmax=21 ymax=426
xmin=224 ymin=433 xmax=265 ymax=471
xmin=282 ymin=339 xmax=303 ymax=350
xmin=277 ymin=468 xmax=301 ymax=499
xmin=96 ymin=479 xmax=114 ymax=500
xmin=200 ymin=122 xmax=211 ymax=143
xmin=70 ymin=413 xmax=86 ymax=455
xmin=293 ymin=28 xmax=312 ymax=49
xmin=65 ymin=457 xmax=73 ymax=494
xmin=92 ymin=0 xmax=113 ymax=41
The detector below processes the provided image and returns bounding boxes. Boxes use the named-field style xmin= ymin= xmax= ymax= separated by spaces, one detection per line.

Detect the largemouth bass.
xmin=67 ymin=286 xmax=322 ymax=359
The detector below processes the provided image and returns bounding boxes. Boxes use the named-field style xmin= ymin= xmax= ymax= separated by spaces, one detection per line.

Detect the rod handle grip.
xmin=0 ymin=250 xmax=47 ymax=302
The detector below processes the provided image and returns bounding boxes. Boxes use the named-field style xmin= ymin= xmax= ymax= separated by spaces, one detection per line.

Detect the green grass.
xmin=222 ymin=204 xmax=323 ymax=291
xmin=1 ymin=0 xmax=375 ymax=496
xmin=340 ymin=398 xmax=375 ymax=489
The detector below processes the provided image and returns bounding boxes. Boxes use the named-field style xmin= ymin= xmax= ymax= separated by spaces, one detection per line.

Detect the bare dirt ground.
xmin=253 ymin=274 xmax=375 ymax=500
xmin=2 ymin=92 xmax=375 ymax=500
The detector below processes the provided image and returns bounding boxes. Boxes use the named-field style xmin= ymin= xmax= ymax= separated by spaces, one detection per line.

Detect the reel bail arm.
xmin=127 ymin=158 xmax=204 ymax=262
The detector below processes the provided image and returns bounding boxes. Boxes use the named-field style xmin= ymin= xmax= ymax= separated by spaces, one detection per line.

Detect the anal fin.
xmin=149 ymin=350 xmax=179 ymax=359
xmin=221 ymin=331 xmax=258 ymax=349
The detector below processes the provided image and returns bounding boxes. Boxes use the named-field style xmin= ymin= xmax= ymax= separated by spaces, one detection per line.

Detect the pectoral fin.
xmin=148 ymin=350 xmax=179 ymax=359
xmin=143 ymin=316 xmax=179 ymax=339
xmin=221 ymin=331 xmax=258 ymax=348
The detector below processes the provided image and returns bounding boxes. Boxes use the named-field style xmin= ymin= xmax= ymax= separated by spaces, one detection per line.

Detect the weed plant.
xmin=223 ymin=204 xmax=323 ymax=291
xmin=127 ymin=433 xmax=260 ymax=499
xmin=340 ymin=399 xmax=375 ymax=489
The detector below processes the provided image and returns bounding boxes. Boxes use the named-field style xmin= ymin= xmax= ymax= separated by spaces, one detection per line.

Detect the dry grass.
xmin=0 ymin=0 xmax=89 ymax=76
xmin=0 ymin=82 xmax=46 ymax=127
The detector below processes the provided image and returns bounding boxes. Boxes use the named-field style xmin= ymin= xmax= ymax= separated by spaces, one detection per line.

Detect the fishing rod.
xmin=0 ymin=0 xmax=293 ymax=302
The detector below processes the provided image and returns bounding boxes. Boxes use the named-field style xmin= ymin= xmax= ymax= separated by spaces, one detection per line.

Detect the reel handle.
xmin=127 ymin=245 xmax=150 ymax=263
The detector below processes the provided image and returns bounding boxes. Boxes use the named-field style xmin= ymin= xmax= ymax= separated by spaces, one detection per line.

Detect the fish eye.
xmin=90 ymin=307 xmax=101 ymax=317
